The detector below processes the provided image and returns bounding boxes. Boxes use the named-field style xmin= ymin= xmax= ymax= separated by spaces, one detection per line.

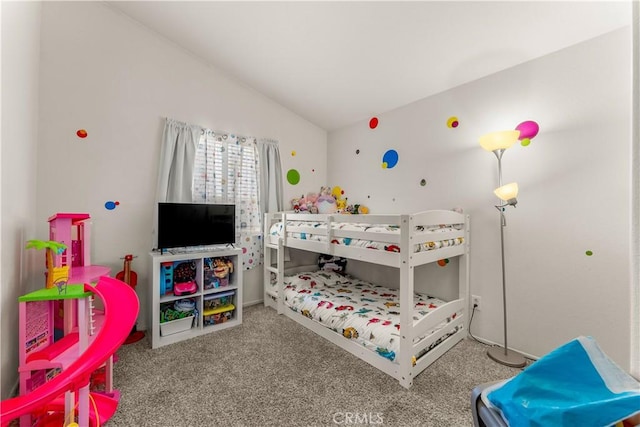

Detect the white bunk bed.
xmin=263 ymin=210 xmax=470 ymax=389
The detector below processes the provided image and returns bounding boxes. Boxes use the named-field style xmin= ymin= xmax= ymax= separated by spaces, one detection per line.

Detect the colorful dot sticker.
xmin=105 ymin=201 xmax=120 ymax=210
xmin=369 ymin=117 xmax=379 ymax=129
xmin=585 ymin=250 xmax=593 ymax=256
xmin=521 ymin=138 xmax=531 ymax=147
xmin=382 ymin=149 xmax=399 ymax=169
xmin=420 ymin=179 xmax=427 ymax=186
xmin=287 ymin=169 xmax=300 ymax=185
xmin=446 ymin=117 xmax=459 ymax=128
xmin=291 ymin=150 xmax=296 ymax=156
xmin=76 ymin=129 xmax=88 ymax=138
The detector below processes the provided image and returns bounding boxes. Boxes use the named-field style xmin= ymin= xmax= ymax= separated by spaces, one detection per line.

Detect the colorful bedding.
xmin=270 ymin=270 xmax=460 ymax=361
xmin=269 ymin=221 xmax=464 ymax=253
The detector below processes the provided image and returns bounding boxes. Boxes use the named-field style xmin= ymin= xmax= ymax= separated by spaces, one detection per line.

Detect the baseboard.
xmin=243 ymin=299 xmax=264 ymax=307
xmin=470 ymin=335 xmax=539 ymax=362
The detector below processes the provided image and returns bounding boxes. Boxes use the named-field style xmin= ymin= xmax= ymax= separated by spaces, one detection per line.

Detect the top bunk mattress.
xmin=268 ymin=220 xmax=464 ymax=253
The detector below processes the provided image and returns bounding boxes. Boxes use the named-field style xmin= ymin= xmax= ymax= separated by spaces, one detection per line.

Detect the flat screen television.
xmin=157 ymin=203 xmax=235 ymax=251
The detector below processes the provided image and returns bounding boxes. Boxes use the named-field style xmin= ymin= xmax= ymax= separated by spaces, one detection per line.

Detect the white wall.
xmin=631 ymin=1 xmax=639 ymax=379
xmin=35 ymin=1 xmax=326 ymax=332
xmin=328 ymin=28 xmax=633 ymax=369
xmin=1 ymin=1 xmax=42 ymax=398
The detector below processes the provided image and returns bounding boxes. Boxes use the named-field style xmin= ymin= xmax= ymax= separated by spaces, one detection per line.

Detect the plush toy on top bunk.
xmin=290 ymin=186 xmax=368 ymax=215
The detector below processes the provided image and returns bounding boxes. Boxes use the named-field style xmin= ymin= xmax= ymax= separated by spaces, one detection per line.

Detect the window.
xmin=193 ymin=131 xmax=261 ymax=269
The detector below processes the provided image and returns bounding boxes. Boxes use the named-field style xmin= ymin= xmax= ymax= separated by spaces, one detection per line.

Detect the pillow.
xmin=318 ymin=254 xmax=347 ymax=273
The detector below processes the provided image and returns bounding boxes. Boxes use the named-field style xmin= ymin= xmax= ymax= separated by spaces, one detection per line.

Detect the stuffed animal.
xmin=317 ymin=194 xmax=337 ymax=214
xmin=331 ymin=186 xmax=349 ymax=213
xmin=297 ymin=195 xmax=309 ymax=212
xmin=306 ymin=192 xmax=319 ymax=214
xmin=316 ymin=186 xmax=337 ymax=214
xmin=351 ymin=204 xmax=369 ymax=214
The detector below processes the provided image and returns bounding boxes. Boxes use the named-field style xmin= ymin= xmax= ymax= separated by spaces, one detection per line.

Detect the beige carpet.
xmin=109 ymin=304 xmax=524 ymax=426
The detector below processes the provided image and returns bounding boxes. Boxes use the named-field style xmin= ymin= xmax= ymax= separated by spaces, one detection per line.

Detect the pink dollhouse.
xmin=16 ymin=213 xmax=114 ymax=426
xmin=47 ymin=213 xmax=110 ymax=334
xmin=48 ymin=213 xmax=91 ymax=272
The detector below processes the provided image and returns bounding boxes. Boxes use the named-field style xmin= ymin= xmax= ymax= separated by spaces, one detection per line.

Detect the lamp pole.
xmin=487 ymin=148 xmax=527 ymax=368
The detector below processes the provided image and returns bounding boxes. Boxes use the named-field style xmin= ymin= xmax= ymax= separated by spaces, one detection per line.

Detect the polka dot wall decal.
xmin=356 ymin=149 xmax=360 ymax=154
xmin=105 ymin=201 xmax=120 ymax=210
xmin=76 ymin=129 xmax=88 ymax=138
xmin=446 ymin=117 xmax=459 ymax=128
xmin=286 ymin=169 xmax=300 ymax=185
xmin=420 ymin=179 xmax=427 ymax=186
xmin=382 ymin=149 xmax=399 ymax=169
xmin=585 ymin=250 xmax=593 ymax=256
xmin=291 ymin=150 xmax=296 ymax=156
xmin=369 ymin=117 xmax=379 ymax=129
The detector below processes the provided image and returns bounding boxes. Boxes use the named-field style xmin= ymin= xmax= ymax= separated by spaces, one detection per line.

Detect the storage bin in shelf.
xmin=203 ymin=290 xmax=235 ymax=309
xmin=203 ymin=284 xmax=237 ymax=297
xmin=203 ymin=304 xmax=235 ymax=327
xmin=160 ymin=315 xmax=194 ymax=337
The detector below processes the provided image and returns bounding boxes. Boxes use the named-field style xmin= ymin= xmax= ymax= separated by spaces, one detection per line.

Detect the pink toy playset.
xmin=1 ymin=213 xmax=137 ymax=427
xmin=2 ymin=277 xmax=139 ymax=427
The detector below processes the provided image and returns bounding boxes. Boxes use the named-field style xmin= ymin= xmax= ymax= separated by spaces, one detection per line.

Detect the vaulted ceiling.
xmin=106 ymin=1 xmax=632 ymax=131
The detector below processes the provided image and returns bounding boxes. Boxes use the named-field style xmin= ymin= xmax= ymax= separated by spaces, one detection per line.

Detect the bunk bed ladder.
xmin=263 ymin=213 xmax=286 ymax=314
xmin=276 ymin=238 xmax=285 ymax=314
xmin=264 ymin=213 xmax=277 ymax=309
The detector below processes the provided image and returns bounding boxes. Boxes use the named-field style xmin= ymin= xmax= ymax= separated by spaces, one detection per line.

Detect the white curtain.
xmin=258 ymin=138 xmax=285 ymax=262
xmin=258 ymin=139 xmax=284 ymax=214
xmin=153 ymin=118 xmax=202 ymax=248
xmin=156 ymin=118 xmax=202 ymax=203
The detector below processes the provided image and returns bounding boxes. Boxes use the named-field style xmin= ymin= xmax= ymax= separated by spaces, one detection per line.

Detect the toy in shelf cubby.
xmin=203 ymin=256 xmax=234 ymax=290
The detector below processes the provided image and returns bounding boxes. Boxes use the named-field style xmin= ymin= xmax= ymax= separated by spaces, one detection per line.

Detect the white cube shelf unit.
xmin=149 ymin=248 xmax=242 ymax=349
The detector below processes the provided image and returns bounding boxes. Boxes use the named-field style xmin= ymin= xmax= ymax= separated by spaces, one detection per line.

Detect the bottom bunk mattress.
xmin=267 ymin=270 xmax=461 ymax=362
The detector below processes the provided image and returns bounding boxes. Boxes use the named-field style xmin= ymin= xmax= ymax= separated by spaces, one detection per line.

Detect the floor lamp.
xmin=479 ymin=130 xmax=527 ymax=368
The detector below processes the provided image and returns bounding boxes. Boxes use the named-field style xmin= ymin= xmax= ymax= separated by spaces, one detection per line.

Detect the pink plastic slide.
xmin=1 ymin=276 xmax=139 ymax=425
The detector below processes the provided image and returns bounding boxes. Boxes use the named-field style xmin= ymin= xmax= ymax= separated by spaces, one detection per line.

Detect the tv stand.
xmin=149 ymin=248 xmax=242 ymax=349
xmin=157 ymin=244 xmax=237 ymax=256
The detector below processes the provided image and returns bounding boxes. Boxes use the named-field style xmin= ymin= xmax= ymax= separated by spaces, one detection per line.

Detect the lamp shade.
xmin=479 ymin=130 xmax=520 ymax=152
xmin=494 ymin=182 xmax=519 ymax=201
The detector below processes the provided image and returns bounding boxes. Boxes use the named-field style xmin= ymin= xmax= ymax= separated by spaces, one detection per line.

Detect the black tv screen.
xmin=158 ymin=203 xmax=235 ymax=250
